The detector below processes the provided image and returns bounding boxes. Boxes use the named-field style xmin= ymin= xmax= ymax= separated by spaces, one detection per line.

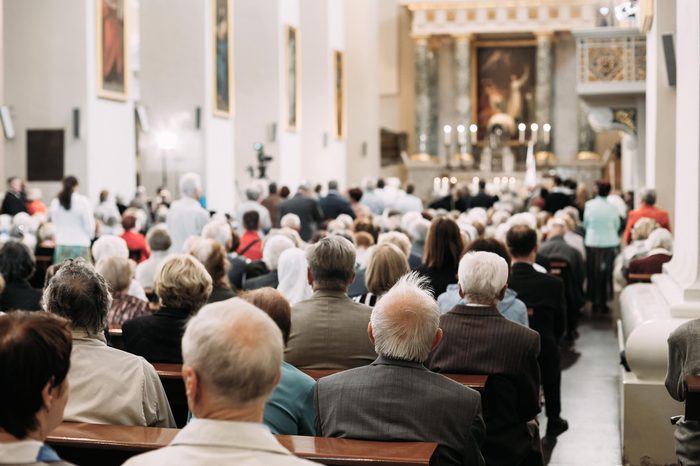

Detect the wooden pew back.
xmin=686 ymin=375 xmax=700 ymax=421
xmin=47 ymin=422 xmax=437 ymax=466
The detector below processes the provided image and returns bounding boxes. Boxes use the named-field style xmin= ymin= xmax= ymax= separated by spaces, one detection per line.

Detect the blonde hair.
xmin=377 ymin=231 xmax=411 ymax=258
xmin=155 ymin=255 xmax=213 ymax=312
xmin=95 ymin=256 xmax=132 ymax=293
xmin=365 ymin=243 xmax=409 ymax=295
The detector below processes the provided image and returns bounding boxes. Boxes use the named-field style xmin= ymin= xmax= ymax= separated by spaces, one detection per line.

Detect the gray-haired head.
xmin=328 ymin=180 xmax=339 ymax=191
xmin=245 ymin=187 xmax=261 ymax=201
xmin=641 ymin=188 xmax=657 ymax=206
xmin=179 ymin=173 xmax=202 ymax=199
xmin=306 ymin=235 xmax=356 ymax=291
xmin=645 ymin=228 xmax=673 ymax=252
xmin=280 ymin=213 xmax=301 ymax=231
xmin=91 ymin=236 xmax=129 ymax=263
xmin=202 ymin=220 xmax=233 ymax=250
xmin=262 ymin=235 xmax=295 ymax=270
xmin=370 ymin=272 xmax=439 ymax=363
xmin=182 ymin=298 xmax=283 ymax=407
xmin=146 ymin=225 xmax=172 ymax=252
xmin=43 ymin=259 xmax=112 ymax=335
xmin=457 ymin=251 xmax=508 ymax=305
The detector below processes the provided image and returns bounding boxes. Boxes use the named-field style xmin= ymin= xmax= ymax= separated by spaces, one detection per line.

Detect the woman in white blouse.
xmin=49 ymin=176 xmax=95 ymax=263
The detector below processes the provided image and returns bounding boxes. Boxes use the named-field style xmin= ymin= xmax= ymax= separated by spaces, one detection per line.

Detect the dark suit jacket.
xmin=244 ymin=270 xmax=279 ymax=290
xmin=208 ymin=286 xmax=236 ymax=303
xmin=427 ymin=305 xmax=541 ymax=466
xmin=227 ymin=255 xmax=249 ymax=290
xmin=319 ymin=191 xmax=356 ymax=221
xmin=538 ymin=235 xmax=585 ymax=309
xmin=279 ymin=194 xmax=324 ymax=241
xmin=543 ymin=191 xmax=572 ymax=214
xmin=0 ymin=280 xmax=42 ymax=312
xmin=1 ymin=191 xmax=27 ymax=216
xmin=469 ymin=191 xmax=497 ymax=209
xmin=122 ymin=306 xmax=191 ymax=363
xmin=508 ymin=262 xmax=566 ymax=353
xmin=317 ymin=356 xmax=485 ymax=466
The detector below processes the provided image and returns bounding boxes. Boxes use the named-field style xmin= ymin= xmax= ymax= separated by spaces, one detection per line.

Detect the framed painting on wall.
xmin=285 ymin=25 xmax=300 ymax=131
xmin=213 ymin=0 xmax=234 ymax=117
xmin=96 ymin=0 xmax=128 ymax=101
xmin=471 ymin=40 xmax=536 ymax=139
xmin=333 ymin=50 xmax=345 ymax=139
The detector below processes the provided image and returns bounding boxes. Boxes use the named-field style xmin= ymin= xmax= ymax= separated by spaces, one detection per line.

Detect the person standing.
xmin=49 ymin=176 xmax=95 ymax=263
xmin=278 ymin=184 xmax=324 ymax=242
xmin=166 ymin=173 xmax=210 ymax=254
xmin=1 ymin=176 xmax=27 ymax=216
xmin=261 ymin=182 xmax=282 ymax=228
xmin=583 ymin=181 xmax=621 ymax=313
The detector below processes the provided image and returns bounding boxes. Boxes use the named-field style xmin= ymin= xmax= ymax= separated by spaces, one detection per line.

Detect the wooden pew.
xmin=107 ymin=328 xmax=124 ymax=350
xmin=151 ymin=363 xmax=188 ymax=428
xmin=301 ymin=368 xmax=488 ymax=392
xmin=47 ymin=422 xmax=437 ymax=466
xmin=548 ymin=260 xmax=568 ymax=276
xmin=686 ymin=375 xmax=700 ymax=421
xmin=628 ymin=273 xmax=653 ymax=284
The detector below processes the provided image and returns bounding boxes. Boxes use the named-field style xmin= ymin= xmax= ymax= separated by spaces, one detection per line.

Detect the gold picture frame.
xmin=212 ymin=0 xmax=234 ymax=118
xmin=96 ymin=0 xmax=129 ymax=101
xmin=333 ymin=50 xmax=345 ymax=139
xmin=285 ymin=25 xmax=301 ymax=131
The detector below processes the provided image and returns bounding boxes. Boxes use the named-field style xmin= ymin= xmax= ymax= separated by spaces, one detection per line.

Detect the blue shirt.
xmin=583 ymin=196 xmax=621 ymax=248
xmin=437 ymin=286 xmax=529 ymax=327
xmin=263 ymin=361 xmax=316 ymax=435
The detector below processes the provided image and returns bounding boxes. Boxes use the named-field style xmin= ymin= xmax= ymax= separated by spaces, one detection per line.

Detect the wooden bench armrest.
xmin=628 ymin=273 xmax=653 ymax=283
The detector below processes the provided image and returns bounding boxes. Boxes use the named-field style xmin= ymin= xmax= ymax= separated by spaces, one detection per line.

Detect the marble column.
xmin=454 ymin=35 xmax=472 ymax=155
xmin=414 ymin=37 xmax=431 ymax=155
xmin=535 ymin=32 xmax=554 ymax=146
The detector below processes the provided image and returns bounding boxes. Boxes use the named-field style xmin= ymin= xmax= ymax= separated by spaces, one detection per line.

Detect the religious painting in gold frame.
xmin=213 ymin=0 xmax=234 ymax=118
xmin=471 ymin=39 xmax=536 ymax=140
xmin=333 ymin=50 xmax=345 ymax=139
xmin=285 ymin=25 xmax=301 ymax=131
xmin=96 ymin=0 xmax=128 ymax=101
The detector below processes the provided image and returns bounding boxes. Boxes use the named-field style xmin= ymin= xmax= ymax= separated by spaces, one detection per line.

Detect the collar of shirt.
xmin=371 ymin=355 xmax=426 ymax=371
xmin=0 ymin=439 xmax=44 ymax=463
xmin=171 ymin=418 xmax=293 ymax=457
xmin=72 ymin=329 xmax=108 ymax=345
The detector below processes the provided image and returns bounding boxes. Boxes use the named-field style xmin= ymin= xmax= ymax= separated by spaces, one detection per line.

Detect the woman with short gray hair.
xmin=96 ymin=256 xmax=150 ymax=328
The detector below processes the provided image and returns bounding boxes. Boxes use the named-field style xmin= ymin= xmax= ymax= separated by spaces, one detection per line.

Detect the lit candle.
xmin=469 ymin=124 xmax=478 ymax=145
xmin=441 ymin=177 xmax=449 ymax=195
xmin=472 ymin=176 xmax=479 ymax=193
xmin=457 ymin=124 xmax=467 ymax=146
xmin=450 ymin=176 xmax=457 ymax=185
xmin=494 ymin=177 xmax=500 ymax=187
xmin=518 ymin=123 xmax=526 ymax=143
xmin=543 ymin=123 xmax=551 ymax=146
xmin=530 ymin=123 xmax=539 ymax=144
xmin=509 ymin=177 xmax=516 ymax=189
xmin=433 ymin=177 xmax=440 ymax=194
xmin=443 ymin=125 xmax=452 ymax=146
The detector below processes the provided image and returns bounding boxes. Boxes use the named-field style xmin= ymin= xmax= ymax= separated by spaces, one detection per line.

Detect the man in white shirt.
xmin=124 ymin=298 xmax=316 ymax=466
xmin=166 ymin=173 xmax=210 ymax=253
xmin=43 ymin=259 xmax=175 ymax=428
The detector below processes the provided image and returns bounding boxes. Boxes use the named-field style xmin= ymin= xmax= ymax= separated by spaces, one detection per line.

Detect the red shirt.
xmin=121 ymin=230 xmax=150 ymax=263
xmin=624 ymin=204 xmax=672 ymax=243
xmin=237 ymin=231 xmax=263 ymax=261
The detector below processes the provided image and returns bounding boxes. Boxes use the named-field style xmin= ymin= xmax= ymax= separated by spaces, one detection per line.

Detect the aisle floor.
xmin=539 ymin=314 xmax=623 ymax=466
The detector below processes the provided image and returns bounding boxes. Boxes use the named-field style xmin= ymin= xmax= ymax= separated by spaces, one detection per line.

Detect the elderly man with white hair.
xmin=166 ymin=173 xmax=209 ymax=254
xmin=317 ymin=272 xmax=485 ymax=466
xmin=123 ymin=299 xmax=317 ymax=466
xmin=428 ymin=251 xmax=542 ymax=466
xmin=243 ymin=235 xmax=295 ymax=290
xmin=237 ymin=186 xmax=272 ymax=234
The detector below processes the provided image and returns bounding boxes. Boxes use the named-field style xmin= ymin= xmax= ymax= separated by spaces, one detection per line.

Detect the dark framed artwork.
xmin=285 ymin=25 xmax=300 ymax=131
xmin=213 ymin=0 xmax=234 ymax=117
xmin=472 ymin=41 xmax=536 ymax=139
xmin=27 ymin=129 xmax=64 ymax=182
xmin=97 ymin=0 xmax=128 ymax=101
xmin=333 ymin=50 xmax=345 ymax=139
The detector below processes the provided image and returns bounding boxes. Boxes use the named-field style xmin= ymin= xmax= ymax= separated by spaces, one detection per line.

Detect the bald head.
xmin=182 ymin=298 xmax=283 ymax=408
xmin=369 ymin=272 xmax=440 ymax=363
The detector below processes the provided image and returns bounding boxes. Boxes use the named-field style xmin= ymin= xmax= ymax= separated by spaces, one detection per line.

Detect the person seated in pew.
xmin=122 ymin=255 xmax=212 ymax=363
xmin=135 ymin=225 xmax=171 ymax=290
xmin=43 ymin=259 xmax=175 ymax=428
xmin=285 ymin=235 xmax=376 ymax=369
xmin=187 ymin=238 xmax=236 ymax=303
xmin=316 ymin=272 xmax=486 ymax=466
xmin=665 ymin=318 xmax=700 ymax=465
xmin=123 ymin=298 xmax=317 ymax=466
xmin=626 ymin=228 xmax=673 ymax=279
xmin=0 ymin=312 xmax=74 ymax=465
xmin=241 ymin=288 xmax=316 ymax=436
xmin=243 ymin=234 xmax=296 ymax=291
xmin=95 ymin=256 xmax=150 ymax=328
xmin=428 ymin=251 xmax=543 ymax=466
xmin=0 ymin=241 xmax=43 ymax=312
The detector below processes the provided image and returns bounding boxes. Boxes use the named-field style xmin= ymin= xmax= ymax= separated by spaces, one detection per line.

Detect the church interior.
xmin=0 ymin=0 xmax=698 ymax=465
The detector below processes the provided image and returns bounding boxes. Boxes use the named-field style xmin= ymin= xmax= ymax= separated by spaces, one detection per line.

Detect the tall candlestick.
xmin=472 ymin=176 xmax=479 ymax=194
xmin=433 ymin=177 xmax=440 ymax=194
xmin=443 ymin=125 xmax=452 ymax=146
xmin=530 ymin=123 xmax=539 ymax=144
xmin=419 ymin=134 xmax=427 ymax=153
xmin=441 ymin=177 xmax=449 ymax=195
xmin=457 ymin=124 xmax=467 ymax=146
xmin=543 ymin=123 xmax=551 ymax=146
xmin=469 ymin=124 xmax=478 ymax=145
xmin=518 ymin=123 xmax=526 ymax=143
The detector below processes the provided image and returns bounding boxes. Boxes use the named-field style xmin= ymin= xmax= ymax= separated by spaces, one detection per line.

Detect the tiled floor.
xmin=539 ymin=314 xmax=623 ymax=466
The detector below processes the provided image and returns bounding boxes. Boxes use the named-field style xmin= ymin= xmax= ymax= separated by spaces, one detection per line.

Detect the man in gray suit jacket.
xmin=285 ymin=236 xmax=376 ymax=369
xmin=428 ymin=251 xmax=542 ymax=466
xmin=316 ymin=273 xmax=485 ymax=466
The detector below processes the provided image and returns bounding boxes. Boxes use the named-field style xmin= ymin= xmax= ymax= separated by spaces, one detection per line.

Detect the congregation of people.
xmin=0 ymin=171 xmax=680 ymax=465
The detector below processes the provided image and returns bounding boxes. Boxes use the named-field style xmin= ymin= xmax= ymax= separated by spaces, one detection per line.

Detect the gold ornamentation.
xmin=587 ymin=45 xmax=624 ymax=81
